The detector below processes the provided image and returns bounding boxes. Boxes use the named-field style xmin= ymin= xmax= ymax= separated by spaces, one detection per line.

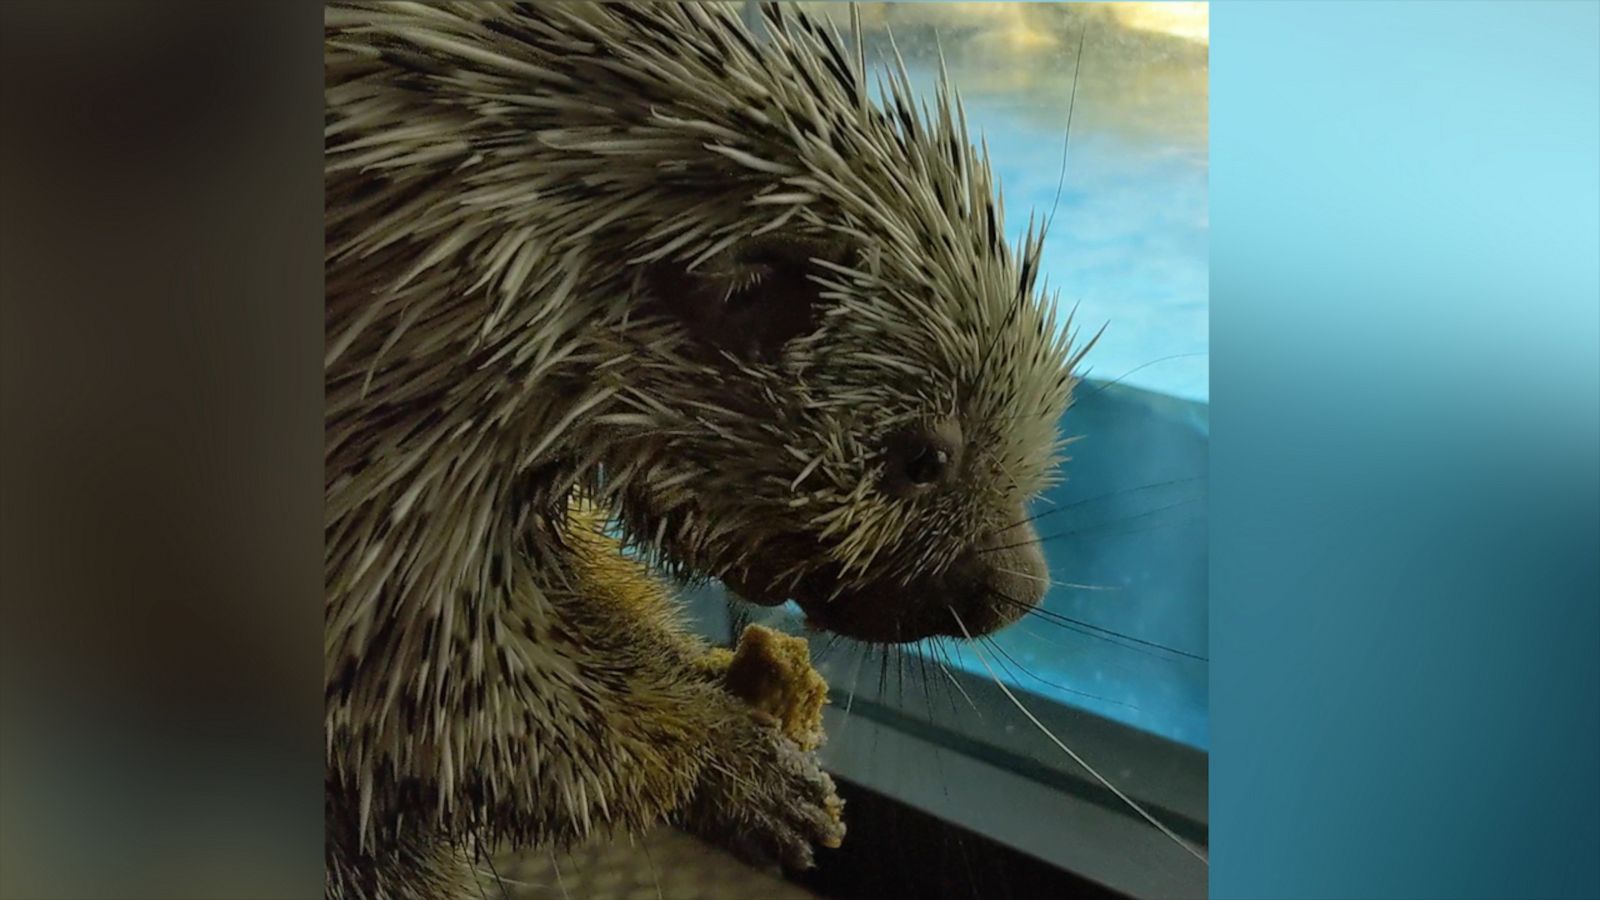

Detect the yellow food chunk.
xmin=721 ymin=624 xmax=829 ymax=753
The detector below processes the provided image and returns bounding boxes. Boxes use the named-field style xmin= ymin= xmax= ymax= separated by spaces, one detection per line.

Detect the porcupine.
xmin=325 ymin=3 xmax=1089 ymax=897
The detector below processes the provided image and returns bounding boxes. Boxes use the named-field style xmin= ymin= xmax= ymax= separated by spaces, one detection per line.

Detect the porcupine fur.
xmin=325 ymin=3 xmax=1089 ymax=897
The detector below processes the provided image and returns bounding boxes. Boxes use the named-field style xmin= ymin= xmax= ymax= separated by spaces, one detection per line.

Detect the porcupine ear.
xmin=643 ymin=235 xmax=850 ymax=363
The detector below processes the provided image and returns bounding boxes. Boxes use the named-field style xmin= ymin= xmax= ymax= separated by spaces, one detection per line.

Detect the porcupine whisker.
xmin=989 ymin=565 xmax=1116 ymax=593
xmin=975 ymin=20 xmax=1087 ymax=385
xmin=471 ymin=832 xmax=510 ymax=900
xmin=982 ymin=346 xmax=1203 ymax=428
xmin=895 ymin=635 xmax=908 ymax=707
xmin=878 ymin=638 xmax=900 ymax=704
xmin=1000 ymin=477 xmax=1205 ymax=533
xmin=1004 ymin=618 xmax=1151 ymax=679
xmin=1078 ymin=352 xmax=1211 ymax=399
xmin=931 ymin=639 xmax=982 ymax=717
xmin=1032 ymin=508 xmax=1207 ymax=550
xmin=470 ymin=870 xmax=544 ymax=893
xmin=986 ymin=588 xmax=1207 ymax=663
xmin=915 ymin=639 xmax=956 ymax=716
xmin=911 ymin=640 xmax=942 ymax=721
xmin=837 ymin=636 xmax=869 ymax=740
xmin=816 ymin=632 xmax=846 ymax=664
xmin=469 ymin=847 xmax=489 ymax=900
xmin=549 ymin=850 xmax=571 ymax=900
xmin=915 ymin=643 xmax=960 ymax=826
xmin=639 ymin=835 xmax=666 ymax=900
xmin=987 ymin=495 xmax=1205 ymax=554
xmin=950 ymin=608 xmax=1208 ymax=867
xmin=978 ymin=634 xmax=1138 ymax=710
xmin=1044 ymin=23 xmax=1088 ymax=238
xmin=997 ymin=595 xmax=1206 ymax=663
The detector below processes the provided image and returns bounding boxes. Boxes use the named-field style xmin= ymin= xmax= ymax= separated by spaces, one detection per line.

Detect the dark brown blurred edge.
xmin=0 ymin=3 xmax=326 ymax=898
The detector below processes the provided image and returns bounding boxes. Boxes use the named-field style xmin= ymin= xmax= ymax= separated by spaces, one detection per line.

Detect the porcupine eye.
xmin=882 ymin=418 xmax=964 ymax=498
xmin=643 ymin=238 xmax=840 ymax=362
xmin=905 ymin=446 xmax=949 ymax=485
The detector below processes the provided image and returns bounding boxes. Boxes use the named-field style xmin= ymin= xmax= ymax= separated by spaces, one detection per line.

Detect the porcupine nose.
xmin=944 ymin=512 xmax=1048 ymax=637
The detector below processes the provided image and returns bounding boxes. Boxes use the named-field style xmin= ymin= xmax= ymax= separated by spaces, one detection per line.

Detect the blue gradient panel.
xmin=1212 ymin=3 xmax=1599 ymax=899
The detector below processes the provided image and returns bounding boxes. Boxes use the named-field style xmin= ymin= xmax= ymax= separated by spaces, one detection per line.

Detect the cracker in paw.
xmin=719 ymin=624 xmax=841 ymax=848
xmin=722 ymin=624 xmax=830 ymax=754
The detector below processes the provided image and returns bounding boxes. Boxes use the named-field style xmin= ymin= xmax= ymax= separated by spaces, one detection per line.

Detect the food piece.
xmin=722 ymin=624 xmax=829 ymax=754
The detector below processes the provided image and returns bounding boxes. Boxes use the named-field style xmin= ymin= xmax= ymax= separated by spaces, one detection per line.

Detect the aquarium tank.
xmin=680 ymin=3 xmax=1210 ymax=898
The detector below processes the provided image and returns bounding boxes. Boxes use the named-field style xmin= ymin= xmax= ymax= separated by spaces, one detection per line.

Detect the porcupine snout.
xmin=716 ymin=415 xmax=1055 ymax=644
xmin=876 ymin=419 xmax=1050 ymax=639
xmin=944 ymin=511 xmax=1049 ymax=637
xmin=789 ymin=503 xmax=1048 ymax=644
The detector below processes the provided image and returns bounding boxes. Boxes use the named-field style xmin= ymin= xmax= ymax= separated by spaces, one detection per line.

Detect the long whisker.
xmin=1032 ymin=513 xmax=1207 ymax=549
xmin=639 ymin=835 xmax=665 ymax=900
xmin=985 ymin=496 xmax=1204 ymax=554
xmin=894 ymin=640 xmax=907 ymax=707
xmin=837 ymin=640 xmax=869 ymax=740
xmin=951 ymin=608 xmax=1208 ymax=867
xmin=912 ymin=640 xmax=941 ymax=723
xmin=980 ymin=635 xmax=1138 ymax=710
xmin=471 ymin=833 xmax=509 ymax=900
xmin=815 ymin=632 xmax=846 ymax=664
xmin=549 ymin=849 xmax=571 ymax=900
xmin=990 ymin=565 xmax=1118 ymax=593
xmin=1002 ymin=619 xmax=1150 ymax=679
xmin=881 ymin=642 xmax=895 ymax=709
xmin=1000 ymin=476 xmax=1206 ymax=533
xmin=930 ymin=640 xmax=982 ymax=717
xmin=1079 ymin=352 xmax=1209 ymax=398
xmin=469 ymin=869 xmax=545 ymax=892
xmin=470 ymin=839 xmax=491 ymax=900
xmin=1044 ymin=23 xmax=1089 ymax=238
xmin=982 ymin=348 xmax=1210 ymax=426
xmin=988 ymin=589 xmax=1208 ymax=662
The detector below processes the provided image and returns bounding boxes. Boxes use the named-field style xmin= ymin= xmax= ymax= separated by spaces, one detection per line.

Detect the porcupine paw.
xmin=682 ymin=720 xmax=845 ymax=872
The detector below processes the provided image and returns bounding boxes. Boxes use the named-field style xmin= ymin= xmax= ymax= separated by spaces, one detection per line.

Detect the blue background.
xmin=1210 ymin=2 xmax=1599 ymax=898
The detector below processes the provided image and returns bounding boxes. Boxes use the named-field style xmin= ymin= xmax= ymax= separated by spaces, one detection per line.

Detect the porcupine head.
xmin=581 ymin=5 xmax=1088 ymax=643
xmin=324 ymin=0 xmax=1088 ymax=851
